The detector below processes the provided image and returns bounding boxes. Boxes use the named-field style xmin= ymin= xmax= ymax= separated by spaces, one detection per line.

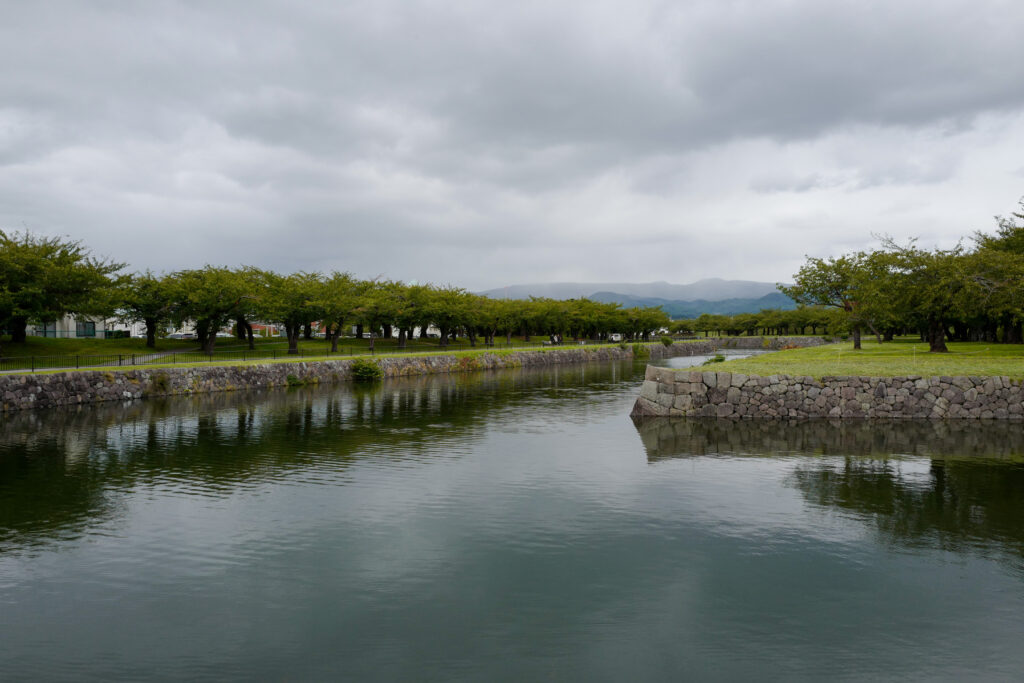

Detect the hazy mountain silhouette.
xmin=587 ymin=291 xmax=795 ymax=318
xmin=479 ymin=278 xmax=785 ymax=301
xmin=479 ymin=278 xmax=794 ymax=316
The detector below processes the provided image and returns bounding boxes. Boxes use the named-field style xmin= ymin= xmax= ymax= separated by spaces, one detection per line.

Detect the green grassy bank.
xmin=24 ymin=340 xmax=677 ymax=375
xmin=0 ymin=334 xmax=600 ymax=359
xmin=713 ymin=339 xmax=1024 ymax=379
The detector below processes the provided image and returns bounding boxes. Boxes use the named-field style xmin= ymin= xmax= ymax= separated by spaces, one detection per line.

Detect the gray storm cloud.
xmin=1 ymin=0 xmax=1022 ymax=288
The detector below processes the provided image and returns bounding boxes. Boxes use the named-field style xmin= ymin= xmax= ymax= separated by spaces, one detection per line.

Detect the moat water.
xmin=2 ymin=354 xmax=1024 ymax=681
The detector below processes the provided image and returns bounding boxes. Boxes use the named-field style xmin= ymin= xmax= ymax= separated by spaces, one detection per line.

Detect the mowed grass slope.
xmin=713 ymin=340 xmax=1024 ymax=379
xmin=27 ymin=340 xmax=647 ymax=374
xmin=0 ymin=335 xmax=539 ymax=359
xmin=0 ymin=336 xmax=201 ymax=357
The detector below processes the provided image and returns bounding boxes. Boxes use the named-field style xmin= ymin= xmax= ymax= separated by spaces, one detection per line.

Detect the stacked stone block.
xmin=633 ymin=367 xmax=1024 ymax=420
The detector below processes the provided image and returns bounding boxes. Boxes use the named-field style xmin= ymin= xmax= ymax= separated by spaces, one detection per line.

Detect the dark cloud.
xmin=1 ymin=0 xmax=1022 ymax=288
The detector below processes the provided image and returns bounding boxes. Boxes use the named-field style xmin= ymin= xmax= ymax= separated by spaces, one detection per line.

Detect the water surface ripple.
xmin=2 ymin=355 xmax=1024 ymax=681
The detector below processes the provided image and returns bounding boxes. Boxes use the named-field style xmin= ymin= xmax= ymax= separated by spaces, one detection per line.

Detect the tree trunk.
xmin=236 ymin=317 xmax=247 ymax=341
xmin=9 ymin=317 xmax=27 ymax=343
xmin=382 ymin=324 xmax=392 ymax=339
xmin=1009 ymin=321 xmax=1024 ymax=345
xmin=200 ymin=324 xmax=217 ymax=354
xmin=398 ymin=327 xmax=407 ymax=349
xmin=145 ymin=318 xmax=157 ymax=348
xmin=368 ymin=331 xmax=375 ymax=352
xmin=355 ymin=324 xmax=364 ymax=339
xmin=439 ymin=326 xmax=449 ymax=347
xmin=330 ymin=319 xmax=343 ymax=352
xmin=245 ymin=322 xmax=254 ymax=350
xmin=928 ymin=319 xmax=949 ymax=353
xmin=852 ymin=326 xmax=861 ymax=350
xmin=303 ymin=323 xmax=313 ymax=340
xmin=286 ymin=323 xmax=299 ymax=354
xmin=196 ymin=319 xmax=210 ymax=350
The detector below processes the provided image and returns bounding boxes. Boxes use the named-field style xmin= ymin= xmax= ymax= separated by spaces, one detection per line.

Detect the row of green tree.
xmin=671 ymin=306 xmax=847 ymax=338
xmin=778 ymin=198 xmax=1024 ymax=352
xmin=0 ymin=234 xmax=671 ymax=355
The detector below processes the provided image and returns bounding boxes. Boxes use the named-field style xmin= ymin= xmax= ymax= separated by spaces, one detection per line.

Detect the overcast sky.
xmin=2 ymin=0 xmax=1023 ymax=290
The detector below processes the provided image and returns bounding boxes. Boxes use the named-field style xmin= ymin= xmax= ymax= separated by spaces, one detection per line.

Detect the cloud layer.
xmin=2 ymin=0 xmax=1023 ymax=288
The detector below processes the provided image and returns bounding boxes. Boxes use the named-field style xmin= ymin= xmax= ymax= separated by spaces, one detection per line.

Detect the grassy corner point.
xmin=711 ymin=339 xmax=1024 ymax=380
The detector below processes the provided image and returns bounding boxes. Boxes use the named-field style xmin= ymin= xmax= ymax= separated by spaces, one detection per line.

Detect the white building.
xmin=29 ymin=315 xmax=144 ymax=339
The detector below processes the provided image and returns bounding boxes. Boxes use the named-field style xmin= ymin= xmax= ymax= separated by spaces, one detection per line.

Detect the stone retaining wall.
xmin=0 ymin=336 xmax=829 ymax=414
xmin=632 ymin=367 xmax=1024 ymax=420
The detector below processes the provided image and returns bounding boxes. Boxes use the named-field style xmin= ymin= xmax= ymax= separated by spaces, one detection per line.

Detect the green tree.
xmin=0 ymin=231 xmax=123 ymax=349
xmin=780 ymin=253 xmax=880 ymax=349
xmin=118 ymin=271 xmax=177 ymax=348
xmin=975 ymin=197 xmax=1024 ymax=255
xmin=258 ymin=271 xmax=324 ymax=355
xmin=425 ymin=286 xmax=473 ymax=347
xmin=875 ymin=241 xmax=967 ymax=353
xmin=317 ymin=272 xmax=363 ymax=353
xmin=171 ymin=266 xmax=253 ymax=354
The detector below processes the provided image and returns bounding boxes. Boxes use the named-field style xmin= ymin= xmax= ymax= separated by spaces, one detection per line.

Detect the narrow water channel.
xmin=2 ymin=356 xmax=1023 ymax=681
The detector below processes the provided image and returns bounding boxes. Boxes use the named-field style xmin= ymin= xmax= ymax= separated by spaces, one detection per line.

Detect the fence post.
xmin=131 ymin=354 xmax=135 ymax=366
xmin=76 ymin=355 xmax=79 ymax=369
xmin=119 ymin=354 xmax=123 ymax=366
xmin=31 ymin=356 xmax=35 ymax=373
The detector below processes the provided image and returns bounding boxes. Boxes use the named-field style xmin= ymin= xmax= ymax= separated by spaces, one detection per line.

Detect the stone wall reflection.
xmin=633 ymin=416 xmax=1024 ymax=461
xmin=0 ymin=361 xmax=635 ymax=552
xmin=634 ymin=417 xmax=1024 ymax=561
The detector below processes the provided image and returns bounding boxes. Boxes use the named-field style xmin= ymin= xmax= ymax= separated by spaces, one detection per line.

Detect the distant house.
xmin=29 ymin=315 xmax=143 ymax=339
xmin=250 ymin=323 xmax=281 ymax=338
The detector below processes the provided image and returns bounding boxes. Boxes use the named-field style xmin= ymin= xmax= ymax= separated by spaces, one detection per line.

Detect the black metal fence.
xmin=0 ymin=338 xmax=643 ymax=373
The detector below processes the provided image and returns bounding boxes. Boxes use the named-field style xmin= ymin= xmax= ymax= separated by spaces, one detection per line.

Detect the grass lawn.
xmin=4 ymin=335 xmax=705 ymax=373
xmin=0 ymin=336 xmax=202 ymax=357
xmin=27 ymin=340 xmax=648 ymax=374
xmin=0 ymin=334 xmax=531 ymax=360
xmin=713 ymin=339 xmax=1024 ymax=379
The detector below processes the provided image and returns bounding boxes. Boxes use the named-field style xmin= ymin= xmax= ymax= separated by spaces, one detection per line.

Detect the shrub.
xmin=703 ymin=354 xmax=726 ymax=365
xmin=151 ymin=372 xmax=170 ymax=393
xmin=632 ymin=343 xmax=650 ymax=359
xmin=660 ymin=336 xmax=673 ymax=347
xmin=618 ymin=342 xmax=629 ymax=351
xmin=286 ymin=374 xmax=304 ymax=387
xmin=350 ymin=358 xmax=383 ymax=382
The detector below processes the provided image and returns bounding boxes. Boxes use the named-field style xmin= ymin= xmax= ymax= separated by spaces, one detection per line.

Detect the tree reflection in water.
xmin=633 ymin=417 xmax=1024 ymax=565
xmin=0 ymin=361 xmax=635 ymax=554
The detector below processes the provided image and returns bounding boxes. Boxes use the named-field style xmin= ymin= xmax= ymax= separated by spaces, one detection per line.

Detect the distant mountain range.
xmin=479 ymin=279 xmax=796 ymax=318
xmin=588 ymin=291 xmax=796 ymax=318
xmin=479 ymin=278 xmax=783 ymax=301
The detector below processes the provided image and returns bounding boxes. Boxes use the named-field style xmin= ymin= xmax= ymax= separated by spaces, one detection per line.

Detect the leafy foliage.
xmin=350 ymin=358 xmax=383 ymax=382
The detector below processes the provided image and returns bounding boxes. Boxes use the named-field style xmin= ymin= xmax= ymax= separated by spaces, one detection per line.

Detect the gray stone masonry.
xmin=0 ymin=337 xmax=826 ymax=413
xmin=632 ymin=367 xmax=1024 ymax=420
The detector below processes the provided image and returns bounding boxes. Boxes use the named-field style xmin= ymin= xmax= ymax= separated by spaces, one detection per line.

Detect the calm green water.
xmin=3 ymin=356 xmax=1024 ymax=681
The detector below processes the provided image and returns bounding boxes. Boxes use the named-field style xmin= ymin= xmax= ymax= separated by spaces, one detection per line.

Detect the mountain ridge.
xmin=587 ymin=291 xmax=796 ymax=318
xmin=479 ymin=278 xmax=787 ymax=302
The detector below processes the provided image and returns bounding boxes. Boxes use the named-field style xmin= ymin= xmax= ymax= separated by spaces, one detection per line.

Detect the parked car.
xmin=165 ymin=332 xmax=196 ymax=340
